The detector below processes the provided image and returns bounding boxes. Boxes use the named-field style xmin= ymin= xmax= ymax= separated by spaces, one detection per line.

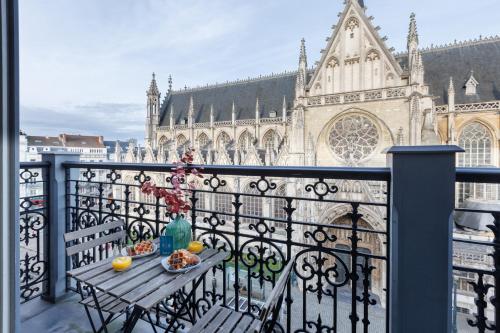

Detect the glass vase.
xmin=163 ymin=215 xmax=192 ymax=253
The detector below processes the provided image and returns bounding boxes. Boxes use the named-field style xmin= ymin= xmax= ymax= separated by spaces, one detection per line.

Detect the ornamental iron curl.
xmin=249 ymin=176 xmax=277 ymax=196
xmin=204 ymin=174 xmax=227 ymax=192
xmin=305 ymin=178 xmax=338 ymax=200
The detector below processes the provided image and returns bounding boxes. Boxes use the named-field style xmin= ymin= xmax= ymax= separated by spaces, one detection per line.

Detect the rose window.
xmin=328 ymin=114 xmax=379 ymax=162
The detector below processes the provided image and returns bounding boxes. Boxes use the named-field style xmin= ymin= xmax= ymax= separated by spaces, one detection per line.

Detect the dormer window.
xmin=464 ymin=70 xmax=478 ymax=96
xmin=269 ymin=111 xmax=277 ymax=118
xmin=180 ymin=118 xmax=187 ymax=125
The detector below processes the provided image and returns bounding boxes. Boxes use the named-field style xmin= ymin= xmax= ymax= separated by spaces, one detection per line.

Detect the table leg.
xmin=123 ymin=307 xmax=144 ymax=333
xmin=165 ymin=273 xmax=206 ymax=332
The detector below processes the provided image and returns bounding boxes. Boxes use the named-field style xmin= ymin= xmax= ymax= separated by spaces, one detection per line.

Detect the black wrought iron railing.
xmin=453 ymin=168 xmax=500 ymax=332
xmin=62 ymin=162 xmax=391 ymax=332
xmin=19 ymin=161 xmax=50 ymax=303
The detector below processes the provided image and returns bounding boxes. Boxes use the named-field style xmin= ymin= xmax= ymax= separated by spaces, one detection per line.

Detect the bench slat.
xmin=217 ymin=310 xmax=244 ymax=332
xmin=232 ymin=314 xmax=254 ymax=333
xmin=188 ymin=303 xmax=224 ymax=332
xmin=64 ymin=220 xmax=124 ymax=242
xmin=201 ymin=306 xmax=233 ymax=333
xmin=66 ymin=231 xmax=125 ymax=257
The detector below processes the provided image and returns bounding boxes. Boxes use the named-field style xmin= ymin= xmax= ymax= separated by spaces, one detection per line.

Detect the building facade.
xmin=123 ymin=0 xmax=499 ymax=313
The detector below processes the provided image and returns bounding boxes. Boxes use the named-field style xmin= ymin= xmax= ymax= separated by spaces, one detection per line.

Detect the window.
xmin=216 ymin=132 xmax=231 ymax=150
xmin=262 ymin=130 xmax=280 ymax=152
xmin=457 ymin=122 xmax=497 ymax=201
xmin=177 ymin=134 xmax=187 ymax=147
xmin=458 ymin=122 xmax=492 ymax=167
xmin=238 ymin=131 xmax=253 ymax=152
xmin=214 ymin=193 xmax=233 ymax=222
xmin=272 ymin=184 xmax=287 ymax=233
xmin=197 ymin=132 xmax=209 ymax=149
xmin=241 ymin=184 xmax=262 ymax=224
xmin=328 ymin=114 xmax=379 ymax=163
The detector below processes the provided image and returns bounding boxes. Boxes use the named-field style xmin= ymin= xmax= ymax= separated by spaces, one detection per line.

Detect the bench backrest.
xmin=64 ymin=219 xmax=125 ymax=257
xmin=257 ymin=256 xmax=295 ymax=333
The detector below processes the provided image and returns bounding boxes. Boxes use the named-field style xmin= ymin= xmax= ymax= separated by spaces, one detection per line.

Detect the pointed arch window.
xmin=238 ymin=131 xmax=254 ymax=152
xmin=216 ymin=131 xmax=231 ymax=150
xmin=263 ymin=130 xmax=281 ymax=152
xmin=176 ymin=134 xmax=187 ymax=147
xmin=197 ymin=132 xmax=209 ymax=149
xmin=458 ymin=122 xmax=497 ymax=201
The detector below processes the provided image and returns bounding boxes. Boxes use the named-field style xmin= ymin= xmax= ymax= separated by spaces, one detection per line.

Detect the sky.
xmin=19 ymin=0 xmax=500 ymax=142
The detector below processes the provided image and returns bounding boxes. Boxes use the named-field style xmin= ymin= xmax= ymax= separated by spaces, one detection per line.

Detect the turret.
xmin=295 ymin=38 xmax=308 ymax=98
xmin=145 ymin=73 xmax=161 ymax=149
xmin=407 ymin=14 xmax=424 ymax=85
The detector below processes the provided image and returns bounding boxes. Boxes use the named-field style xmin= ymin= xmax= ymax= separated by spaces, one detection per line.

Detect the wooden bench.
xmin=188 ymin=256 xmax=295 ymax=333
xmin=64 ymin=219 xmax=127 ymax=333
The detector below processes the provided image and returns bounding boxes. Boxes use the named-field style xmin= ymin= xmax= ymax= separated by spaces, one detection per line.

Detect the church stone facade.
xmin=119 ymin=0 xmax=499 ymax=310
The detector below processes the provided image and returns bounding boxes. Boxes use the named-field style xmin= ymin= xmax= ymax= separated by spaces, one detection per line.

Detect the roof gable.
xmin=307 ymin=0 xmax=402 ymax=95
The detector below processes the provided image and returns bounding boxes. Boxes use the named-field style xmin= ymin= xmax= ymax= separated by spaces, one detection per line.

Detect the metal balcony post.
xmin=41 ymin=152 xmax=79 ymax=302
xmin=387 ymin=145 xmax=463 ymax=333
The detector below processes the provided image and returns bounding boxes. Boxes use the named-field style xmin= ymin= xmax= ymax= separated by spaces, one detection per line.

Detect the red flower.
xmin=140 ymin=148 xmax=203 ymax=214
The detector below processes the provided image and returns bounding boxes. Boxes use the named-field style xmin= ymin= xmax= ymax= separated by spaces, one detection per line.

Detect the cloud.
xmin=20 ymin=103 xmax=144 ymax=141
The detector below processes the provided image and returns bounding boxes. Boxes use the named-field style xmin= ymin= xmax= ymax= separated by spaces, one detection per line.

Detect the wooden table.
xmin=68 ymin=248 xmax=228 ymax=333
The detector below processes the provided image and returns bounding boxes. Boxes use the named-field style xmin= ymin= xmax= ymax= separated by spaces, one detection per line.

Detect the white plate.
xmin=121 ymin=243 xmax=158 ymax=258
xmin=161 ymin=254 xmax=202 ymax=273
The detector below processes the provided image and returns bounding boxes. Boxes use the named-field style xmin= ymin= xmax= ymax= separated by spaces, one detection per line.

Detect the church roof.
xmin=396 ymin=37 xmax=500 ymax=105
xmin=159 ymin=72 xmax=296 ymax=126
xmin=159 ymin=38 xmax=500 ymax=125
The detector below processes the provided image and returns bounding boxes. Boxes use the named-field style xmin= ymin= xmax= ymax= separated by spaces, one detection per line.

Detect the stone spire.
xmin=188 ymin=96 xmax=194 ymax=121
xmin=407 ymin=13 xmax=419 ymax=51
xmin=295 ymin=38 xmax=308 ymax=98
xmin=188 ymin=96 xmax=194 ymax=142
xmin=265 ymin=146 xmax=271 ymax=166
xmin=169 ymin=104 xmax=174 ymax=130
xmin=114 ymin=141 xmax=122 ymax=162
xmin=282 ymin=95 xmax=287 ymax=123
xmin=231 ymin=101 xmax=236 ymax=125
xmin=146 ymin=72 xmax=161 ymax=149
xmin=147 ymin=72 xmax=160 ymax=96
xmin=136 ymin=145 xmax=143 ymax=163
xmin=210 ymin=104 xmax=214 ymax=127
xmin=255 ymin=97 xmax=260 ymax=147
xmin=167 ymin=74 xmax=173 ymax=94
xmin=255 ymin=97 xmax=260 ymax=123
xmin=448 ymin=77 xmax=455 ymax=112
xmin=407 ymin=13 xmax=424 ymax=86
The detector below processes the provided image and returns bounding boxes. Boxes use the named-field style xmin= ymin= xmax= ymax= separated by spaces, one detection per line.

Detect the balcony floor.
xmin=21 ymin=292 xmax=479 ymax=333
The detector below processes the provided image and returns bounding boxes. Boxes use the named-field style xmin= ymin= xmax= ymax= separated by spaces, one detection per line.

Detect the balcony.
xmin=18 ymin=147 xmax=500 ymax=333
